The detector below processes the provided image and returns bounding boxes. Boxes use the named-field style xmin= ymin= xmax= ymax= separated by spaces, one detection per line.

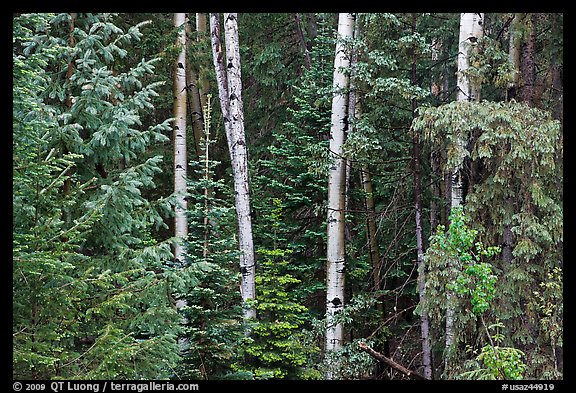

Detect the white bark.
xmin=173 ymin=13 xmax=188 ymax=264
xmin=224 ymin=13 xmax=256 ymax=322
xmin=325 ymin=13 xmax=355 ymax=367
xmin=210 ymin=13 xmax=256 ymax=325
xmin=456 ymin=13 xmax=484 ymax=103
xmin=445 ymin=13 xmax=484 ymax=375
xmin=451 ymin=13 xmax=483 ymax=210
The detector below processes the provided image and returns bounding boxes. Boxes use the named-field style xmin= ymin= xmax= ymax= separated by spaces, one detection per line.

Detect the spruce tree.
xmin=13 ymin=13 xmax=184 ymax=379
xmin=176 ymin=96 xmax=247 ymax=380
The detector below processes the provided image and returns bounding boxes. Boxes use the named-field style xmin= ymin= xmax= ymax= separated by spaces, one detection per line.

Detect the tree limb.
xmin=358 ymin=341 xmax=429 ymax=380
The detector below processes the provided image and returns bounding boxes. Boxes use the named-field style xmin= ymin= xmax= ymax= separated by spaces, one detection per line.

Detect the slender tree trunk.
xmin=210 ymin=13 xmax=257 ymax=325
xmin=519 ymin=13 xmax=537 ymax=105
xmin=202 ymin=95 xmax=212 ymax=260
xmin=224 ymin=12 xmax=257 ymax=322
xmin=184 ymin=12 xmax=203 ymax=160
xmin=305 ymin=13 xmax=318 ymax=51
xmin=173 ymin=13 xmax=188 ymax=265
xmin=507 ymin=13 xmax=523 ymax=101
xmin=196 ymin=13 xmax=210 ymax=111
xmin=502 ymin=13 xmax=524 ymax=265
xmin=210 ymin=13 xmax=230 ymax=139
xmin=325 ymin=13 xmax=355 ymax=378
xmin=445 ymin=12 xmax=484 ymax=375
xmin=185 ymin=29 xmax=205 ymax=160
xmin=361 ymin=166 xmax=381 ymax=293
xmin=294 ymin=13 xmax=312 ymax=70
xmin=410 ymin=14 xmax=433 ymax=380
xmin=196 ymin=13 xmax=207 ymax=36
xmin=62 ymin=12 xmax=76 ymax=198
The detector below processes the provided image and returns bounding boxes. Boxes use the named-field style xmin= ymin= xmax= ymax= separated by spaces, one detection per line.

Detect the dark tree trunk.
xmin=518 ymin=14 xmax=537 ymax=105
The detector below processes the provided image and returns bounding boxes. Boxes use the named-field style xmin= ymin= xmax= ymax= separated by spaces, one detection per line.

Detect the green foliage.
xmin=459 ymin=322 xmax=526 ymax=380
xmin=414 ymin=98 xmax=562 ymax=378
xmin=252 ymin=14 xmax=336 ymax=321
xmin=450 ymin=260 xmax=497 ymax=316
xmin=237 ymin=199 xmax=321 ymax=379
xmin=528 ymin=266 xmax=562 ymax=376
xmin=476 ymin=343 xmax=526 ymax=380
xmin=439 ymin=209 xmax=501 ymax=317
xmin=465 ymin=34 xmax=514 ymax=92
xmin=321 ymin=339 xmax=377 ymax=380
xmin=176 ymin=97 xmax=246 ymax=380
xmin=13 ymin=13 xmax=182 ymax=380
xmin=419 ymin=207 xmax=526 ymax=379
xmin=14 ymin=12 xmax=562 ymax=381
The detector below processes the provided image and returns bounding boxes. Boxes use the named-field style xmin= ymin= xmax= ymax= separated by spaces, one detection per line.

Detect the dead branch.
xmin=358 ymin=341 xmax=429 ymax=380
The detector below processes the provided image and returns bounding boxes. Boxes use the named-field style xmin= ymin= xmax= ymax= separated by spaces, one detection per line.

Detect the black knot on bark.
xmin=331 ymin=297 xmax=342 ymax=307
xmin=178 ymin=62 xmax=184 ymax=69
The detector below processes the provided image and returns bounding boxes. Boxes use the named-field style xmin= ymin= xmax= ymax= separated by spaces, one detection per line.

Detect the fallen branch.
xmin=358 ymin=341 xmax=429 ymax=380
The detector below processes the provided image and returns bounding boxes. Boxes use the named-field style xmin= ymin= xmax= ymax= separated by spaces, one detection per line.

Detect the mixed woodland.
xmin=13 ymin=12 xmax=563 ymax=380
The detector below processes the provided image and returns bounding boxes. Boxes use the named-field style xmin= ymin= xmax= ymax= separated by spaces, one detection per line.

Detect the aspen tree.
xmin=173 ymin=13 xmax=188 ymax=264
xmin=325 ymin=13 xmax=355 ymax=377
xmin=445 ymin=12 xmax=484 ymax=373
xmin=409 ymin=14 xmax=433 ymax=380
xmin=210 ymin=13 xmax=257 ymax=326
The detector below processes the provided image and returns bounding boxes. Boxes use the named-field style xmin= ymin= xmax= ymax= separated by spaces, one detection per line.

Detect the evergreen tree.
xmin=176 ymin=96 xmax=247 ymax=380
xmin=13 ymin=12 xmax=562 ymax=381
xmin=237 ymin=199 xmax=321 ymax=380
xmin=13 ymin=13 xmax=183 ymax=379
xmin=414 ymin=99 xmax=562 ymax=379
xmin=255 ymin=13 xmax=335 ymax=311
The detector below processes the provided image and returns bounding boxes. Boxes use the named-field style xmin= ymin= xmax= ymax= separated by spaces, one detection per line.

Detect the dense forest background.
xmin=13 ymin=12 xmax=563 ymax=380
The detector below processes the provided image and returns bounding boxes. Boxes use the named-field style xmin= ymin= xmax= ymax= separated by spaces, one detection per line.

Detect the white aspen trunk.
xmin=445 ymin=12 xmax=483 ymax=375
xmin=211 ymin=13 xmax=257 ymax=326
xmin=451 ymin=13 xmax=483 ymax=210
xmin=224 ymin=13 xmax=257 ymax=323
xmin=209 ymin=13 xmax=230 ymax=139
xmin=173 ymin=13 xmax=188 ymax=265
xmin=325 ymin=13 xmax=355 ymax=374
xmin=456 ymin=13 xmax=484 ymax=104
xmin=173 ymin=13 xmax=190 ymax=352
xmin=410 ymin=13 xmax=433 ymax=380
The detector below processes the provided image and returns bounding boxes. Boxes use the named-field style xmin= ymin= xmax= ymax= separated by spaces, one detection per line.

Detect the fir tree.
xmin=176 ymin=96 xmax=246 ymax=380
xmin=13 ymin=13 xmax=183 ymax=379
